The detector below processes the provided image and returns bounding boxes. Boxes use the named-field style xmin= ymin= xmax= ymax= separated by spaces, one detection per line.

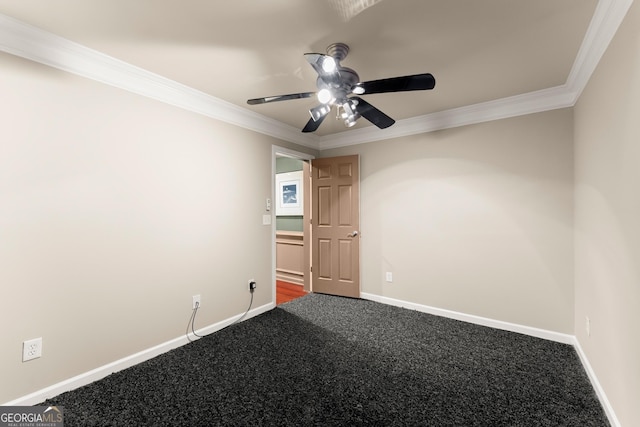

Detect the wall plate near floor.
xmin=585 ymin=316 xmax=591 ymax=337
xmin=23 ymin=337 xmax=42 ymax=362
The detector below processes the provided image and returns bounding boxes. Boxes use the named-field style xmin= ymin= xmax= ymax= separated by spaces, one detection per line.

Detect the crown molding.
xmin=0 ymin=14 xmax=319 ymax=149
xmin=0 ymin=0 xmax=633 ymax=151
xmin=565 ymin=0 xmax=633 ymax=102
xmin=318 ymin=85 xmax=576 ymax=149
xmin=319 ymin=0 xmax=633 ymax=150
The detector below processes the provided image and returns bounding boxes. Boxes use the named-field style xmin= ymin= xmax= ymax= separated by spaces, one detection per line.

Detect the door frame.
xmin=271 ymin=145 xmax=315 ymax=304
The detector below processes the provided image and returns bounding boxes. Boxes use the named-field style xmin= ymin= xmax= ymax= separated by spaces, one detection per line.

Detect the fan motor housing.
xmin=326 ymin=42 xmax=350 ymax=61
xmin=338 ymin=67 xmax=359 ymax=90
xmin=316 ymin=66 xmax=359 ymax=97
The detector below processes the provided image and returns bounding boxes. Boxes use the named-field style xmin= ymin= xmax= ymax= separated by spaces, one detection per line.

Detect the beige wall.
xmin=0 ymin=52 xmax=315 ymax=404
xmin=3 ymin=4 xmax=638 ymax=420
xmin=574 ymin=1 xmax=640 ymax=425
xmin=323 ymin=109 xmax=575 ymax=333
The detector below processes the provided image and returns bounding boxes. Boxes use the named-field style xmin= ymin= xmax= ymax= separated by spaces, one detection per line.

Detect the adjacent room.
xmin=1 ymin=0 xmax=638 ymax=425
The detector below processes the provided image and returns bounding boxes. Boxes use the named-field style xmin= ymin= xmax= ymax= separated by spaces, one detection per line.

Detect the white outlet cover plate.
xmin=23 ymin=337 xmax=42 ymax=361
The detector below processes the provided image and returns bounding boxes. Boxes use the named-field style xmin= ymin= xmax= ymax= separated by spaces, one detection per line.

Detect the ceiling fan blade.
xmin=352 ymin=97 xmax=395 ymax=129
xmin=355 ymin=73 xmax=435 ymax=95
xmin=305 ymin=53 xmax=326 ymax=74
xmin=247 ymin=92 xmax=316 ymax=105
xmin=302 ymin=113 xmax=327 ymax=133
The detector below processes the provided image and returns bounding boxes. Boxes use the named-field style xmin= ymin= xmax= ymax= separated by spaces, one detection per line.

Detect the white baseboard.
xmin=572 ymin=338 xmax=621 ymax=427
xmin=3 ymin=302 xmax=275 ymax=406
xmin=360 ymin=292 xmax=574 ymax=344
xmin=361 ymin=292 xmax=620 ymax=425
xmin=5 ymin=295 xmax=620 ymax=426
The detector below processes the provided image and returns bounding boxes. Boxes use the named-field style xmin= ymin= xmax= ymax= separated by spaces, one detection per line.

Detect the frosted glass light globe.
xmin=317 ymin=89 xmax=333 ymax=104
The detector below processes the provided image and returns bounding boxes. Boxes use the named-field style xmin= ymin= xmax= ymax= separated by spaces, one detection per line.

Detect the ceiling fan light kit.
xmin=247 ymin=43 xmax=435 ymax=133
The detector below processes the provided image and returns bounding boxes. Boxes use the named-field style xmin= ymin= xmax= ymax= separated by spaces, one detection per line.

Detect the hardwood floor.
xmin=276 ymin=280 xmax=307 ymax=305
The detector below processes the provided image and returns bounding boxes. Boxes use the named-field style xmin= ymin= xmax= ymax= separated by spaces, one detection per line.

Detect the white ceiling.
xmin=0 ymin=0 xmax=631 ymax=147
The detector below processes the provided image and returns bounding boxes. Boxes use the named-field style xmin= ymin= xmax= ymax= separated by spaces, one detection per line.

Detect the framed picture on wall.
xmin=276 ymin=171 xmax=303 ymax=216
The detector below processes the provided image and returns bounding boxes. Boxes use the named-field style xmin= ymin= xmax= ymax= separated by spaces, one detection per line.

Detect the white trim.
xmin=0 ymin=0 xmax=632 ymax=150
xmin=272 ymin=146 xmax=316 ymax=161
xmin=320 ymin=0 xmax=633 ymax=149
xmin=4 ymin=294 xmax=621 ymax=426
xmin=361 ymin=292 xmax=621 ymax=425
xmin=565 ymin=0 xmax=634 ymax=103
xmin=573 ymin=338 xmax=621 ymax=427
xmin=0 ymin=14 xmax=318 ymax=149
xmin=318 ymin=86 xmax=575 ymax=149
xmin=361 ymin=292 xmax=574 ymax=344
xmin=2 ymin=302 xmax=274 ymax=406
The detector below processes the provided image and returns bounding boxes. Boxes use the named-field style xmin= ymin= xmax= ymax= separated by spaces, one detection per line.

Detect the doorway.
xmin=273 ymin=147 xmax=313 ymax=305
xmin=272 ymin=146 xmax=360 ymax=304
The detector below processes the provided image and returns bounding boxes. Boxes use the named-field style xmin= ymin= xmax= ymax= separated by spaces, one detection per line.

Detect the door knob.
xmin=347 ymin=231 xmax=359 ymax=238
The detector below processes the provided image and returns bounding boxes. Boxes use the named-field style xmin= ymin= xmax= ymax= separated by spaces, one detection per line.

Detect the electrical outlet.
xmin=192 ymin=294 xmax=201 ymax=309
xmin=385 ymin=272 xmax=393 ymax=283
xmin=23 ymin=337 xmax=42 ymax=362
xmin=248 ymin=280 xmax=256 ymax=292
xmin=585 ymin=316 xmax=591 ymax=337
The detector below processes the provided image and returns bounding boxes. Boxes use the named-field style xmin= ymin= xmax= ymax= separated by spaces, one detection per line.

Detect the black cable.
xmin=185 ymin=290 xmax=255 ymax=342
xmin=191 ymin=302 xmax=205 ymax=338
xmin=230 ymin=290 xmax=254 ymax=327
xmin=185 ymin=307 xmax=195 ymax=341
xmin=186 ymin=302 xmax=204 ymax=342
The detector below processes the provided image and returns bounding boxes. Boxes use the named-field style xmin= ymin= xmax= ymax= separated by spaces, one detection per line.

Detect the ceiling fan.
xmin=247 ymin=43 xmax=436 ymax=133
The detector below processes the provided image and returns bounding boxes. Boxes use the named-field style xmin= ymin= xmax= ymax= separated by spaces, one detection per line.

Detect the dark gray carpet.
xmin=41 ymin=294 xmax=609 ymax=426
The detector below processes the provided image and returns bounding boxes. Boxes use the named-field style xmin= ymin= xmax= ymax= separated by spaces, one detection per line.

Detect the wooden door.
xmin=311 ymin=155 xmax=360 ymax=298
